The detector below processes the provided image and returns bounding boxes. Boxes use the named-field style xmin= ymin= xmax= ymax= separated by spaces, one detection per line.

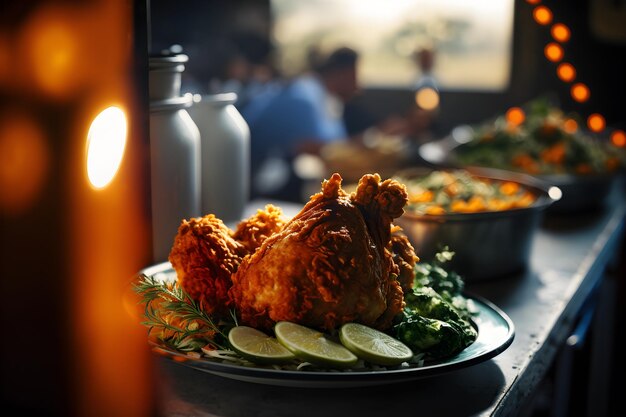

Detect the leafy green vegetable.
xmin=394 ymin=249 xmax=478 ymax=359
xmin=394 ymin=314 xmax=467 ymax=359
xmin=413 ymin=247 xmax=476 ymax=319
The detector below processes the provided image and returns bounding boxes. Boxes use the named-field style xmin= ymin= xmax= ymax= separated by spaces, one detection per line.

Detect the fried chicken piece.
xmin=232 ymin=204 xmax=286 ymax=253
xmin=168 ymin=215 xmax=247 ymax=317
xmin=230 ymin=173 xmax=414 ymax=332
xmin=169 ymin=206 xmax=287 ymax=317
xmin=391 ymin=229 xmax=419 ymax=292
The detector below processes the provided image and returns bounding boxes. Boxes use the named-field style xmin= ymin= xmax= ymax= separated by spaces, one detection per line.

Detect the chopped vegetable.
xmin=398 ymin=170 xmax=537 ymax=215
xmin=393 ymin=249 xmax=478 ymax=360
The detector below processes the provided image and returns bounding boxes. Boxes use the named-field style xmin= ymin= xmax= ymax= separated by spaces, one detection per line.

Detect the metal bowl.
xmin=418 ymin=133 xmax=618 ymax=213
xmin=394 ymin=167 xmax=561 ymax=281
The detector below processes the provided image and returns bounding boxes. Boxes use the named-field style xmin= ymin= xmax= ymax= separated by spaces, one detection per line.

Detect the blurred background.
xmin=149 ymin=0 xmax=625 ymax=200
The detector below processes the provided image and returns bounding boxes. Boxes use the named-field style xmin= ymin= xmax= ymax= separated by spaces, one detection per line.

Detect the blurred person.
xmin=241 ymin=46 xmax=362 ymax=201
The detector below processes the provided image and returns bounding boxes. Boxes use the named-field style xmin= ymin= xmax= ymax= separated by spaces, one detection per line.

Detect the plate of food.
xmin=134 ymin=173 xmax=514 ymax=387
xmin=419 ymin=99 xmax=623 ymax=212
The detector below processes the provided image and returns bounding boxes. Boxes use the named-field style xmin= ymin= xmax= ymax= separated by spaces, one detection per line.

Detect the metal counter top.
xmin=155 ymin=185 xmax=625 ymax=417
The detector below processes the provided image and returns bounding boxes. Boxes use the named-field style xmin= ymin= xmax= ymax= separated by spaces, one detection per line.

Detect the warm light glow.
xmin=505 ymin=107 xmax=526 ymax=126
xmin=544 ymin=43 xmax=564 ymax=62
xmin=533 ymin=6 xmax=553 ymax=25
xmin=551 ymin=23 xmax=571 ymax=42
xmin=557 ymin=63 xmax=576 ymax=82
xmin=563 ymin=118 xmax=578 ymax=134
xmin=86 ymin=106 xmax=127 ymax=189
xmin=611 ymin=130 xmax=626 ymax=147
xmin=19 ymin=8 xmax=83 ymax=98
xmin=0 ymin=114 xmax=49 ymax=215
xmin=571 ymin=83 xmax=590 ymax=103
xmin=414 ymin=87 xmax=440 ymax=111
xmin=526 ymin=0 xmax=542 ymax=4
xmin=587 ymin=114 xmax=606 ymax=133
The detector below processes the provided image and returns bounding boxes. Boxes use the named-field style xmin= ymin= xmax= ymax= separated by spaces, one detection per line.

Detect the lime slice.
xmin=339 ymin=323 xmax=414 ymax=366
xmin=274 ymin=321 xmax=358 ymax=368
xmin=228 ymin=326 xmax=296 ymax=364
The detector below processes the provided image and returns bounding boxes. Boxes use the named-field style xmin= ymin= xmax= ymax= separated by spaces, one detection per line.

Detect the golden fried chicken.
xmin=230 ymin=173 xmax=414 ymax=332
xmin=169 ymin=215 xmax=247 ymax=316
xmin=232 ymin=204 xmax=286 ymax=253
xmin=169 ymin=206 xmax=286 ymax=317
xmin=390 ymin=230 xmax=419 ymax=292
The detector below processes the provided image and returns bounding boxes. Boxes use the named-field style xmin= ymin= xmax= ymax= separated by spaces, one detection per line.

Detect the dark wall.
xmin=150 ymin=0 xmax=271 ymax=93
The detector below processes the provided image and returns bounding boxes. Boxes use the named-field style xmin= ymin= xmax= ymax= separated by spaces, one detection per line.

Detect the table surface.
xmin=155 ymin=182 xmax=625 ymax=417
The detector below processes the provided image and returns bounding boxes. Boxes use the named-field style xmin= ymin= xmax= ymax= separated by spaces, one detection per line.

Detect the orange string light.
xmin=610 ymin=130 xmax=626 ymax=147
xmin=551 ymin=23 xmax=571 ymax=42
xmin=556 ymin=63 xmax=576 ymax=82
xmin=544 ymin=43 xmax=564 ymax=62
xmin=571 ymin=83 xmax=590 ymax=103
xmin=533 ymin=6 xmax=553 ymax=25
xmin=526 ymin=0 xmax=542 ymax=4
xmin=587 ymin=114 xmax=606 ymax=133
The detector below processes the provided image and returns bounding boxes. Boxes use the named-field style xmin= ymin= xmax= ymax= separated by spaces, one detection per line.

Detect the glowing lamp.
xmin=556 ymin=63 xmax=576 ymax=82
xmin=551 ymin=23 xmax=571 ymax=43
xmin=533 ymin=6 xmax=553 ymax=25
xmin=571 ymin=83 xmax=590 ymax=103
xmin=544 ymin=43 xmax=564 ymax=62
xmin=587 ymin=114 xmax=606 ymax=133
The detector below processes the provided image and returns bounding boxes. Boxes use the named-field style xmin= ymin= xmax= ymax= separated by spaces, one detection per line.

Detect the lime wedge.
xmin=274 ymin=321 xmax=358 ymax=368
xmin=339 ymin=322 xmax=414 ymax=366
xmin=228 ymin=326 xmax=296 ymax=364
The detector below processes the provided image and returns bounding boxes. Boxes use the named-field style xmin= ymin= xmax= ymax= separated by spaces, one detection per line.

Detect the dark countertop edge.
xmin=489 ymin=203 xmax=626 ymax=417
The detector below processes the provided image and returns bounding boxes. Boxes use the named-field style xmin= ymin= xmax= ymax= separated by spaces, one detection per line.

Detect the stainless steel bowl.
xmin=395 ymin=167 xmax=560 ymax=281
xmin=419 ymin=134 xmax=618 ymax=213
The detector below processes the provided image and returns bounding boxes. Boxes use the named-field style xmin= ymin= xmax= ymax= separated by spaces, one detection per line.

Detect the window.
xmin=271 ymin=0 xmax=515 ymax=91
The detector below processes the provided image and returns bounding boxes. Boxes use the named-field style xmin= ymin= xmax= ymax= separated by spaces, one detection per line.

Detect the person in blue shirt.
xmin=241 ymin=47 xmax=360 ymax=201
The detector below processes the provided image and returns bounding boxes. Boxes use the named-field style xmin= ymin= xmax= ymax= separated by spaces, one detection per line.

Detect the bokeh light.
xmin=611 ymin=130 xmax=626 ymax=147
xmin=533 ymin=6 xmax=553 ymax=25
xmin=551 ymin=23 xmax=571 ymax=42
xmin=0 ymin=113 xmax=50 ymax=215
xmin=563 ymin=118 xmax=578 ymax=134
xmin=571 ymin=83 xmax=590 ymax=103
xmin=414 ymin=87 xmax=440 ymax=111
xmin=86 ymin=106 xmax=127 ymax=189
xmin=526 ymin=0 xmax=542 ymax=4
xmin=505 ymin=107 xmax=526 ymax=127
xmin=587 ymin=113 xmax=606 ymax=133
xmin=18 ymin=7 xmax=83 ymax=98
xmin=544 ymin=43 xmax=564 ymax=62
xmin=556 ymin=63 xmax=576 ymax=82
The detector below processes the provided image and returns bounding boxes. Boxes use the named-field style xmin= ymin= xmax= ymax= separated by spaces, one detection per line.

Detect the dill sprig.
xmin=133 ymin=273 xmax=233 ymax=351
